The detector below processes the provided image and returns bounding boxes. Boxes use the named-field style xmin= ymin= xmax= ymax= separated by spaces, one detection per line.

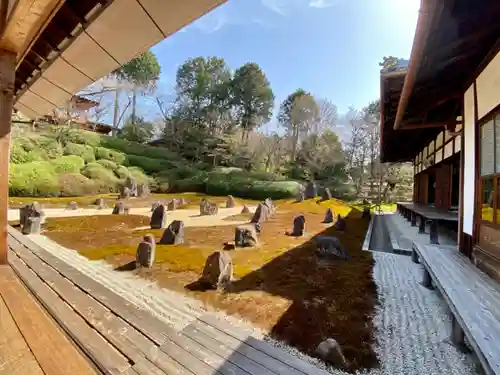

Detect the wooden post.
xmin=422 ymin=268 xmax=433 ymax=289
xmin=430 ymin=220 xmax=440 ymax=244
xmin=411 ymin=212 xmax=417 ymax=227
xmin=418 ymin=215 xmax=426 ymax=233
xmin=0 ymin=49 xmax=15 ymax=265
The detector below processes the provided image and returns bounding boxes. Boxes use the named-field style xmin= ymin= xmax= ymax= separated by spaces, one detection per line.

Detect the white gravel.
xmin=29 ymin=233 xmax=479 ymax=375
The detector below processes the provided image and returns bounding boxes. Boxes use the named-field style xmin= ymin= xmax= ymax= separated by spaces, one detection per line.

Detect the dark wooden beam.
xmin=400 ymin=121 xmax=462 ymax=130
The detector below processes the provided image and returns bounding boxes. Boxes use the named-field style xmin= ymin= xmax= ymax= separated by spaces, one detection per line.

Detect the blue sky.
xmin=117 ymin=0 xmax=420 ymax=130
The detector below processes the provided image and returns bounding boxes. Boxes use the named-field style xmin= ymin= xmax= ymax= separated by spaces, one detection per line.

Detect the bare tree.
xmin=313 ymin=98 xmax=338 ymax=134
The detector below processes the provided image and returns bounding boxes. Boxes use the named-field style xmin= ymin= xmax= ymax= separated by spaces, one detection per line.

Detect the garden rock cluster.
xmin=235 ymin=225 xmax=259 ymax=248
xmin=160 ymin=220 xmax=184 ymax=245
xmin=200 ymin=199 xmax=218 ymax=216
xmin=136 ymin=234 xmax=155 ymax=268
xmin=20 ymin=203 xmax=45 ymax=235
xmin=112 ymin=201 xmax=130 ymax=215
xmin=119 ymin=177 xmax=150 ymax=199
xmin=251 ymin=198 xmax=275 ymax=224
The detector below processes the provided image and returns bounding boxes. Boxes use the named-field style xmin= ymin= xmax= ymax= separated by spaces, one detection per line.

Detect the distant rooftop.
xmin=381 ymin=59 xmax=409 ymax=74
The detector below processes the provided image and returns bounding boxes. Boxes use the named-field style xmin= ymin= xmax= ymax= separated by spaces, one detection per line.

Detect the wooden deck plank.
xmin=397 ymin=203 xmax=458 ymax=221
xmin=413 ymin=243 xmax=500 ymax=375
xmin=8 ymin=228 xmax=170 ymax=346
xmin=182 ymin=324 xmax=278 ymax=375
xmin=0 ymin=293 xmax=45 ymax=375
xmin=9 ymin=239 xmax=158 ymax=365
xmin=198 ymin=315 xmax=330 ymax=375
xmin=7 ymin=253 xmax=129 ymax=375
xmin=184 ymin=320 xmax=304 ymax=375
xmin=0 ymin=266 xmax=99 ymax=375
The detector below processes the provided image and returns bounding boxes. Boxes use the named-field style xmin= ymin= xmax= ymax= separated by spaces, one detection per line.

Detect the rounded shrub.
xmin=124 ymin=154 xmax=172 ymax=174
xmin=96 ymin=159 xmax=118 ymax=170
xmin=65 ymin=129 xmax=101 ymax=147
xmin=58 ymin=173 xmax=99 ymax=196
xmin=101 ymin=136 xmax=180 ymax=160
xmin=64 ymin=143 xmax=96 ymax=163
xmin=95 ymin=147 xmax=126 ymax=164
xmin=80 ymin=162 xmax=119 ymax=191
xmin=51 ymin=155 xmax=85 ymax=174
xmin=114 ymin=165 xmax=130 ymax=179
xmin=9 ymin=162 xmax=59 ymax=196
xmin=34 ymin=136 xmax=63 ymax=159
xmin=127 ymin=166 xmax=152 ymax=185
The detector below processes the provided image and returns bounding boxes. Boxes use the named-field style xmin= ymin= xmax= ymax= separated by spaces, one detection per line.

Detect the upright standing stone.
xmin=95 ymin=198 xmax=105 ymax=209
xmin=241 ymin=205 xmax=250 ymax=214
xmin=150 ymin=204 xmax=167 ymax=229
xmin=67 ymin=201 xmax=78 ymax=210
xmin=112 ymin=201 xmax=125 ymax=215
xmin=226 ymin=195 xmax=236 ymax=208
xmin=136 ymin=235 xmax=156 ymax=268
xmin=335 ymin=215 xmax=346 ymax=231
xmin=124 ymin=177 xmax=138 ymax=197
xmin=322 ymin=188 xmax=332 ymax=201
xmin=362 ymin=207 xmax=371 ymax=219
xmin=323 ymin=208 xmax=334 ymax=223
xmin=305 ymin=181 xmax=318 ymax=199
xmin=200 ymin=251 xmax=233 ymax=290
xmin=296 ymin=192 xmax=305 ymax=202
xmin=119 ymin=186 xmax=131 ymax=199
xmin=159 ymin=220 xmax=185 ymax=245
xmin=167 ymin=199 xmax=177 ymax=211
xmin=263 ymin=198 xmax=275 ymax=215
xmin=200 ymin=199 xmax=209 ymax=215
xmin=22 ymin=217 xmax=41 ymax=235
xmin=289 ymin=215 xmax=306 ymax=236
xmin=235 ymin=225 xmax=259 ymax=247
xmin=137 ymin=183 xmax=150 ymax=198
xmin=251 ymin=204 xmax=269 ymax=224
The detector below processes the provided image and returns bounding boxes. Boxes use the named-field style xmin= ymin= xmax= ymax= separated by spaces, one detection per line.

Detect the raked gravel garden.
xmin=27 ymin=231 xmax=479 ymax=375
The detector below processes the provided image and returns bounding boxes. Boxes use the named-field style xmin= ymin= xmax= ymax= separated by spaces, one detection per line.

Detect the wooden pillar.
xmin=0 ymin=49 xmax=15 ymax=265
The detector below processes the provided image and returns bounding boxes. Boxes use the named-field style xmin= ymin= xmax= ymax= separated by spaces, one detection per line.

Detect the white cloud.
xmin=309 ymin=0 xmax=340 ymax=8
xmin=261 ymin=0 xmax=288 ymax=15
xmin=191 ymin=11 xmax=228 ymax=33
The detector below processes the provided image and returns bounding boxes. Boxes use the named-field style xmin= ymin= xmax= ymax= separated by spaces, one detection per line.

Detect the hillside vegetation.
xmin=9 ymin=127 xmax=302 ymax=200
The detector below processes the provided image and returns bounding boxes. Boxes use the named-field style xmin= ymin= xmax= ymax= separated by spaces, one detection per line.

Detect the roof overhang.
xmin=380 ymin=0 xmax=500 ymax=162
xmin=1 ymin=0 xmax=227 ymax=119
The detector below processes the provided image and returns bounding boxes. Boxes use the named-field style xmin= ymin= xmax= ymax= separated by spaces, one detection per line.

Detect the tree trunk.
xmin=112 ymin=87 xmax=120 ymax=136
xmin=132 ymin=87 xmax=137 ymax=124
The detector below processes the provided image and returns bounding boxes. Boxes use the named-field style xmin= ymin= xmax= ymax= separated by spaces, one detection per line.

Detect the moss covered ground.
xmin=43 ymin=197 xmax=377 ymax=371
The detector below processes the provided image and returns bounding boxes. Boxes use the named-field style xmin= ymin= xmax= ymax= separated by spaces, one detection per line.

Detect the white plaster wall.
xmin=463 ymin=85 xmax=476 ymax=235
xmin=476 ymin=50 xmax=500 ymax=119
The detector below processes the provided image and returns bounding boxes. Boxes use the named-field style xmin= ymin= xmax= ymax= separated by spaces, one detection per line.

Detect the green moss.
xmin=63 ymin=143 xmax=96 ymax=163
xmin=51 ymin=155 xmax=85 ymax=174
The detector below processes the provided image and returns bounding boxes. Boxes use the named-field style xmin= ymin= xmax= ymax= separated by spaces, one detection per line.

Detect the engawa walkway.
xmin=6 ymin=226 xmax=331 ymax=375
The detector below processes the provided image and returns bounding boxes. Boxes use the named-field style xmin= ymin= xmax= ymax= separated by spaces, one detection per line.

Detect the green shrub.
xmin=33 ymin=136 xmax=63 ymax=159
xmin=9 ymin=162 xmax=59 ymax=196
xmin=124 ymin=154 xmax=172 ymax=174
xmin=58 ymin=173 xmax=100 ymax=196
xmin=80 ymin=162 xmax=119 ymax=191
xmin=101 ymin=137 xmax=180 ymax=160
xmin=95 ymin=147 xmax=126 ymax=164
xmin=51 ymin=155 xmax=85 ymax=174
xmin=127 ymin=166 xmax=151 ymax=185
xmin=96 ymin=159 xmax=118 ymax=170
xmin=168 ymin=172 xmax=208 ymax=193
xmin=114 ymin=165 xmax=130 ymax=179
xmin=65 ymin=129 xmax=101 ymax=147
xmin=64 ymin=143 xmax=96 ymax=163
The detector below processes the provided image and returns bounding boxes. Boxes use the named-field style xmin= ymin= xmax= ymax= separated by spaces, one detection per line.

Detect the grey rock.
xmin=137 ymin=183 xmax=150 ymax=198
xmin=159 ymin=220 xmax=185 ymax=245
xmin=315 ymin=338 xmax=349 ymax=369
xmin=200 ymin=199 xmax=218 ymax=216
xmin=251 ymin=203 xmax=269 ymax=224
xmin=22 ymin=217 xmax=41 ymax=235
xmin=67 ymin=201 xmax=78 ymax=210
xmin=323 ymin=208 xmax=334 ymax=224
xmin=124 ymin=206 xmax=130 ymax=215
xmin=322 ymin=187 xmax=332 ymax=201
xmin=335 ymin=215 xmax=346 ymax=231
xmin=95 ymin=198 xmax=105 ymax=209
xmin=362 ymin=207 xmax=371 ymax=219
xmin=20 ymin=202 xmax=44 ymax=229
xmin=119 ymin=186 xmax=131 ymax=199
xmin=241 ymin=205 xmax=250 ymax=214
xmin=296 ymin=192 xmax=305 ymax=202
xmin=235 ymin=225 xmax=259 ymax=248
xmin=200 ymin=251 xmax=233 ymax=290
xmin=167 ymin=199 xmax=177 ymax=211
xmin=150 ymin=204 xmax=167 ymax=229
xmin=290 ymin=215 xmax=305 ymax=236
xmin=226 ymin=195 xmax=235 ymax=208
xmin=305 ymin=181 xmax=318 ymax=199
xmin=124 ymin=176 xmax=137 ymax=197
xmin=263 ymin=198 xmax=275 ymax=215
xmin=136 ymin=235 xmax=156 ymax=268
xmin=112 ymin=201 xmax=125 ymax=215
xmin=315 ymin=236 xmax=349 ymax=260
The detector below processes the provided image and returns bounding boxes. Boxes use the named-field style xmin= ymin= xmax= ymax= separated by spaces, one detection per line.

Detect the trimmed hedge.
xmin=9 ymin=162 xmax=59 ymax=196
xmin=65 ymin=129 xmax=101 ymax=147
xmin=64 ymin=143 xmax=95 ymax=163
xmin=96 ymin=159 xmax=118 ymax=170
xmin=51 ymin=155 xmax=85 ymax=174
xmin=80 ymin=162 xmax=119 ymax=191
xmin=95 ymin=147 xmax=126 ymax=164
xmin=124 ymin=154 xmax=173 ymax=174
xmin=33 ymin=136 xmax=63 ymax=159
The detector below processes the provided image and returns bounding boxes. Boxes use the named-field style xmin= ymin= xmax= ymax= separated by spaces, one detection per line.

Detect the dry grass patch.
xmin=44 ymin=198 xmax=377 ymax=371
